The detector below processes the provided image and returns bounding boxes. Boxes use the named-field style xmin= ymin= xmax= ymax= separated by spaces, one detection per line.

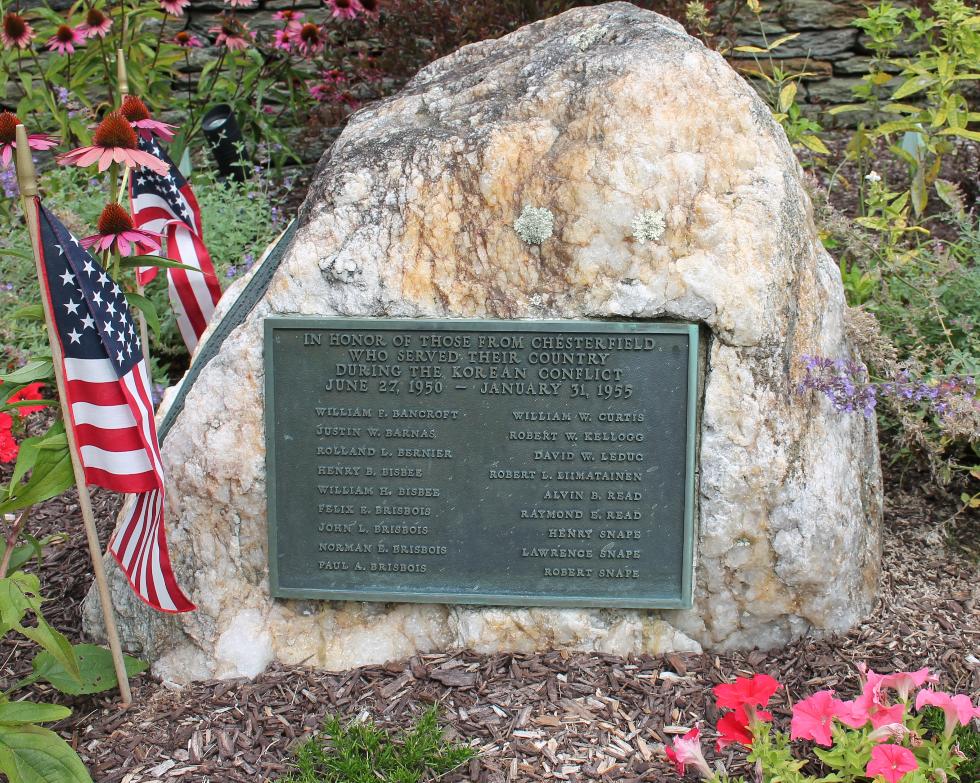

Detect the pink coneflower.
xmin=358 ymin=0 xmax=380 ymax=18
xmin=82 ymin=203 xmax=161 ymax=257
xmin=173 ymin=30 xmax=202 ymax=48
xmin=327 ymin=0 xmax=361 ymax=20
xmin=58 ymin=111 xmax=169 ymax=175
xmin=273 ymin=27 xmax=294 ymax=51
xmin=0 ymin=111 xmax=58 ymax=168
xmin=1 ymin=12 xmax=35 ymax=49
xmin=292 ymin=22 xmax=325 ymax=56
xmin=224 ymin=0 xmax=255 ymax=7
xmin=210 ymin=19 xmax=253 ymax=50
xmin=273 ymin=9 xmax=303 ymax=21
xmin=120 ymin=95 xmax=177 ymax=142
xmin=78 ymin=7 xmax=112 ymax=39
xmin=47 ymin=24 xmax=85 ymax=54
xmin=160 ymin=0 xmax=190 ymax=15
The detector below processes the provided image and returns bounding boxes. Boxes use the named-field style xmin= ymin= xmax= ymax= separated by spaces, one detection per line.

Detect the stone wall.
xmin=179 ymin=0 xmax=901 ymax=126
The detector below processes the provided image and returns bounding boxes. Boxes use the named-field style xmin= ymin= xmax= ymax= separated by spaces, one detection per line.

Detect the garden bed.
xmin=2 ymin=475 xmax=975 ymax=782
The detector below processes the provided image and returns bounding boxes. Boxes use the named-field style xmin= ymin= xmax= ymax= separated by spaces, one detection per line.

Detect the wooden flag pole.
xmin=15 ymin=125 xmax=133 ymax=707
xmin=116 ymin=49 xmax=151 ymax=362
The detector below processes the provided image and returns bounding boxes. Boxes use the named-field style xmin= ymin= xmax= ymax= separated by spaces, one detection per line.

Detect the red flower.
xmin=58 ymin=111 xmax=169 ymax=175
xmin=716 ymin=706 xmax=771 ymax=751
xmin=0 ymin=111 xmax=58 ymax=169
xmin=6 ymin=382 xmax=46 ymax=417
xmin=713 ymin=674 xmax=780 ymax=711
xmin=665 ymin=727 xmax=712 ymax=778
xmin=120 ymin=95 xmax=177 ymax=142
xmin=1 ymin=12 xmax=35 ymax=49
xmin=0 ymin=413 xmax=18 ymax=463
xmin=82 ymin=203 xmax=161 ymax=257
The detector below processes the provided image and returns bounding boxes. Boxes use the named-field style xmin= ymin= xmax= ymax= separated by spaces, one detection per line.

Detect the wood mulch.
xmin=0 ymin=477 xmax=976 ymax=783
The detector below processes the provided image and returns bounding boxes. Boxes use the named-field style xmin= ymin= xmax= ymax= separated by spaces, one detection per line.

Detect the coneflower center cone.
xmin=120 ymin=95 xmax=151 ymax=123
xmin=299 ymin=23 xmax=320 ymax=43
xmin=93 ymin=112 xmax=138 ymax=149
xmin=97 ymin=203 xmax=135 ymax=235
xmin=3 ymin=14 xmax=27 ymax=40
xmin=86 ymin=8 xmax=107 ymax=26
xmin=360 ymin=0 xmax=378 ymax=12
xmin=0 ymin=112 xmax=20 ymax=144
xmin=54 ymin=24 xmax=75 ymax=43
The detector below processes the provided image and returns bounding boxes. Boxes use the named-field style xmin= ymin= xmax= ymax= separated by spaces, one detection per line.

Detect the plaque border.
xmin=265 ymin=318 xmax=699 ymax=609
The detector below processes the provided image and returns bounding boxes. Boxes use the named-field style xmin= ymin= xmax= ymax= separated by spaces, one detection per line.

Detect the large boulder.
xmin=85 ymin=2 xmax=882 ymax=683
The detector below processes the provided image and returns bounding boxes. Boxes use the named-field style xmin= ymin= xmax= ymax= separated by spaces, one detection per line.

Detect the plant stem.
xmin=109 ymin=161 xmax=119 ymax=202
xmin=0 ymin=506 xmax=30 ymax=578
xmin=149 ymin=13 xmax=166 ymax=73
xmin=98 ymin=36 xmax=116 ymax=106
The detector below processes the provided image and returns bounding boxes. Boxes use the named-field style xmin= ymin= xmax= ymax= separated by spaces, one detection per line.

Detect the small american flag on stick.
xmin=130 ymin=137 xmax=221 ymax=353
xmin=34 ymin=198 xmax=194 ymax=613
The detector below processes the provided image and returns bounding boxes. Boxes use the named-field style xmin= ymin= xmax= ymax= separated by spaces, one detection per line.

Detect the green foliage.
xmin=833 ymin=0 xmax=980 ymax=214
xmin=921 ymin=706 xmax=980 ymax=781
xmin=733 ymin=24 xmax=829 ymax=157
xmin=27 ymin=644 xmax=148 ymax=696
xmin=280 ymin=708 xmax=475 ymax=783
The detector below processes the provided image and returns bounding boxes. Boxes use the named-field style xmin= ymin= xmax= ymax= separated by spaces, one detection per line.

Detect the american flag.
xmin=34 ymin=198 xmax=195 ymax=613
xmin=130 ymin=137 xmax=221 ymax=354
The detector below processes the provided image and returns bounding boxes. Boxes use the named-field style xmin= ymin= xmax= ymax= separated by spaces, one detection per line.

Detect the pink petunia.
xmin=866 ymin=744 xmax=917 ymax=783
xmin=915 ymin=690 xmax=980 ymax=738
xmin=665 ymin=727 xmax=712 ymax=778
xmin=78 ymin=7 xmax=112 ymax=39
xmin=58 ymin=111 xmax=169 ymax=175
xmin=81 ymin=203 xmax=161 ymax=257
xmin=1 ymin=12 xmax=35 ymax=49
xmin=791 ymin=690 xmax=851 ymax=746
xmin=879 ymin=668 xmax=937 ymax=702
xmin=47 ymin=24 xmax=85 ymax=54
xmin=854 ymin=665 xmax=908 ymax=728
xmin=0 ymin=111 xmax=58 ymax=169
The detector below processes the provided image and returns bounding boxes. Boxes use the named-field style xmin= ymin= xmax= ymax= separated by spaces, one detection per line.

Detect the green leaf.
xmin=9 ymin=306 xmax=43 ymax=323
xmin=891 ymin=74 xmax=937 ymax=100
xmin=768 ymin=32 xmax=801 ymax=49
xmin=32 ymin=645 xmax=148 ymax=696
xmin=828 ymin=102 xmax=870 ymax=115
xmin=0 ymin=440 xmax=74 ymax=517
xmin=123 ymin=293 xmax=160 ymax=335
xmin=0 ymin=703 xmax=70 ymax=726
xmin=0 ymin=573 xmax=41 ymax=630
xmin=17 ymin=622 xmax=79 ymax=686
xmin=910 ymin=170 xmax=927 ymax=215
xmin=0 ymin=723 xmax=92 ymax=783
xmin=0 ymin=363 xmax=53 ymax=386
xmin=934 ymin=179 xmax=965 ymax=215
xmin=777 ymin=83 xmax=798 ymax=113
xmin=117 ymin=256 xmax=200 ymax=274
xmin=799 ymin=134 xmax=831 ymax=154
xmin=938 ymin=127 xmax=980 ymax=142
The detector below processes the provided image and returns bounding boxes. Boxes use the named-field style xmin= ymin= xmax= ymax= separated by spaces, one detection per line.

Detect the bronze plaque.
xmin=265 ymin=319 xmax=698 ymax=608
